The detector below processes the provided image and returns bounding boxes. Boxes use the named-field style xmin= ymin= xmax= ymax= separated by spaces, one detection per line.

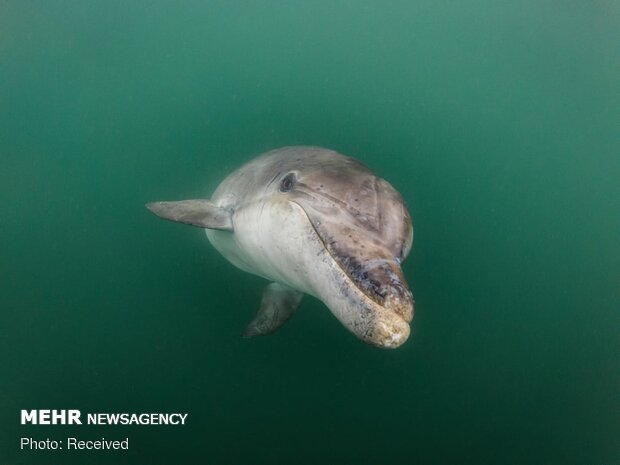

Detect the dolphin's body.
xmin=147 ymin=146 xmax=414 ymax=348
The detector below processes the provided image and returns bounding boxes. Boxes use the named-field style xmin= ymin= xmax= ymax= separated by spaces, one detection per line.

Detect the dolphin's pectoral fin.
xmin=145 ymin=200 xmax=233 ymax=231
xmin=242 ymin=283 xmax=303 ymax=338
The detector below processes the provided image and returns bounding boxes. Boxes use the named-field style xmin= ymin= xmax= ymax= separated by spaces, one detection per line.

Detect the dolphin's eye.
xmin=279 ymin=173 xmax=296 ymax=193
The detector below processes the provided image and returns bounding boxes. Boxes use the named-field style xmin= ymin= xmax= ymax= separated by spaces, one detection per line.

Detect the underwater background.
xmin=1 ymin=1 xmax=618 ymax=464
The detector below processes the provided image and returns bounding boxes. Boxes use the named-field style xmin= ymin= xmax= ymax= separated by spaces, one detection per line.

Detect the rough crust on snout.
xmin=372 ymin=319 xmax=410 ymax=349
xmin=361 ymin=303 xmax=411 ymax=349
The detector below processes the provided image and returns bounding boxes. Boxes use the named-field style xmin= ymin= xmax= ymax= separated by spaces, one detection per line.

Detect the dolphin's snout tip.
xmin=370 ymin=316 xmax=410 ymax=349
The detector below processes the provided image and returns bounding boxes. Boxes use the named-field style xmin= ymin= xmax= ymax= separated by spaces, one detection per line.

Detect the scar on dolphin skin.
xmin=146 ymin=146 xmax=415 ymax=349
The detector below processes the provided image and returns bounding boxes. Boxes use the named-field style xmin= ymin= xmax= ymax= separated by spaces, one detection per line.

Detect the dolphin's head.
xmin=211 ymin=147 xmax=414 ymax=348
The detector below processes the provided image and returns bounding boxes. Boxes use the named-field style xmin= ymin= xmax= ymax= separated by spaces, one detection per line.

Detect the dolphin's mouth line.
xmin=291 ymin=199 xmax=410 ymax=348
xmin=291 ymin=199 xmax=399 ymax=312
xmin=290 ymin=200 xmax=362 ymax=292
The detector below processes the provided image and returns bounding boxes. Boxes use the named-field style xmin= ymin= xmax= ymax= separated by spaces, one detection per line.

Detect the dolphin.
xmin=146 ymin=146 xmax=414 ymax=348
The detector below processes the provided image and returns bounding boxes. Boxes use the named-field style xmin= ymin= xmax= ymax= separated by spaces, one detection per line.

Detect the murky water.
xmin=1 ymin=2 xmax=618 ymax=464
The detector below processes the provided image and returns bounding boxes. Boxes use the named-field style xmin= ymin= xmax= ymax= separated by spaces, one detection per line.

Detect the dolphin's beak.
xmin=331 ymin=246 xmax=414 ymax=324
xmin=321 ymin=231 xmax=413 ymax=348
xmin=292 ymin=196 xmax=414 ymax=348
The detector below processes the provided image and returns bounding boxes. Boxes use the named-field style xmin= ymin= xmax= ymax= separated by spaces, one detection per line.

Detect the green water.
xmin=1 ymin=1 xmax=619 ymax=464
